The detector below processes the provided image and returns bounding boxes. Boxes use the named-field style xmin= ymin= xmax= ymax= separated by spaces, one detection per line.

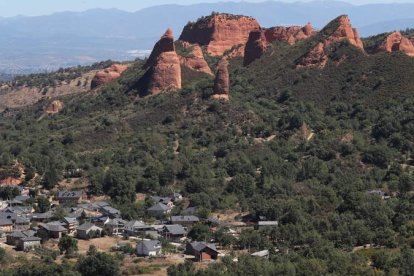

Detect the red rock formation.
xmin=265 ymin=23 xmax=316 ymax=45
xmin=212 ymin=59 xmax=230 ymax=101
xmin=91 ymin=64 xmax=127 ymax=89
xmin=146 ymin=29 xmax=181 ymax=95
xmin=178 ymin=42 xmax=213 ymax=75
xmin=244 ymin=29 xmax=267 ymax=66
xmin=179 ymin=13 xmax=260 ymax=56
xmin=297 ymin=15 xmax=363 ymax=68
xmin=370 ymin=32 xmax=414 ymax=57
xmin=145 ymin=28 xmax=175 ymax=68
xmin=324 ymin=15 xmax=364 ymax=50
xmin=297 ymin=42 xmax=328 ymax=69
xmin=45 ymin=100 xmax=64 ymax=114
xmin=244 ymin=23 xmax=316 ymax=66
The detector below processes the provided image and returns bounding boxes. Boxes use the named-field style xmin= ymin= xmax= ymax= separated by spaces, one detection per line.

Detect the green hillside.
xmin=2 ymin=28 xmax=414 ymax=274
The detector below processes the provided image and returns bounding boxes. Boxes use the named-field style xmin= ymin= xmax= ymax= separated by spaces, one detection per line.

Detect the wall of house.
xmin=0 ymin=225 xmax=13 ymax=232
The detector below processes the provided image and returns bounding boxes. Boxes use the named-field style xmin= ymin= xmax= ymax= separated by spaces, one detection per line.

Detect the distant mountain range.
xmin=3 ymin=1 xmax=414 ymax=74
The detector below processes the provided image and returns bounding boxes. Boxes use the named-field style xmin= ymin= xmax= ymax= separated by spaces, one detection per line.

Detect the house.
xmin=62 ymin=217 xmax=79 ymax=234
xmin=100 ymin=205 xmax=121 ymax=218
xmin=76 ymin=222 xmax=102 ymax=239
xmin=56 ymin=191 xmax=83 ymax=205
xmin=14 ymin=217 xmax=30 ymax=231
xmin=257 ymin=221 xmax=279 ymax=230
xmin=124 ymin=220 xmax=153 ymax=236
xmin=39 ymin=222 xmax=68 ymax=238
xmin=0 ymin=218 xmax=13 ymax=232
xmin=31 ymin=211 xmax=54 ymax=222
xmin=16 ymin=236 xmax=41 ymax=251
xmin=148 ymin=203 xmax=172 ymax=218
xmin=136 ymin=240 xmax=162 ymax=257
xmin=161 ymin=224 xmax=186 ymax=241
xmin=106 ymin=218 xmax=127 ymax=235
xmin=186 ymin=242 xmax=219 ymax=262
xmin=170 ymin=215 xmax=200 ymax=226
xmin=151 ymin=196 xmax=174 ymax=207
xmin=6 ymin=230 xmax=36 ymax=246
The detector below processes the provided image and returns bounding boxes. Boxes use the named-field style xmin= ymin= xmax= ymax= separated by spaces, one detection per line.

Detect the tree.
xmin=187 ymin=224 xmax=212 ymax=242
xmin=36 ymin=197 xmax=51 ymax=213
xmin=76 ymin=246 xmax=120 ymax=276
xmin=59 ymin=235 xmax=78 ymax=256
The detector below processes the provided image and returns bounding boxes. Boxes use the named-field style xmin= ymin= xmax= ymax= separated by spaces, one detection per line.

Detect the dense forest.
xmin=2 ymin=16 xmax=414 ymax=275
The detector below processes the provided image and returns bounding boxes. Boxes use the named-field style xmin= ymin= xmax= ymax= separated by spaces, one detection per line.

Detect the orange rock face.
xmin=145 ymin=28 xmax=175 ymax=68
xmin=244 ymin=29 xmax=267 ymax=66
xmin=45 ymin=100 xmax=64 ymax=114
xmin=212 ymin=59 xmax=230 ymax=101
xmin=146 ymin=29 xmax=182 ymax=95
xmin=264 ymin=23 xmax=317 ymax=45
xmin=324 ymin=15 xmax=364 ymax=50
xmin=178 ymin=42 xmax=213 ymax=75
xmin=244 ymin=23 xmax=316 ymax=66
xmin=297 ymin=15 xmax=364 ymax=68
xmin=297 ymin=42 xmax=328 ymax=69
xmin=179 ymin=14 xmax=260 ymax=56
xmin=370 ymin=32 xmax=414 ymax=57
xmin=91 ymin=64 xmax=127 ymax=89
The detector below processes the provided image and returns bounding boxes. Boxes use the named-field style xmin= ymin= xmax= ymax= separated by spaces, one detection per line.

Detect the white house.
xmin=136 ymin=240 xmax=162 ymax=256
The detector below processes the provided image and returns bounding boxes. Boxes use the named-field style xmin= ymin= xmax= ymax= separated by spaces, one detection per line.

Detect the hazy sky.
xmin=0 ymin=0 xmax=413 ymax=17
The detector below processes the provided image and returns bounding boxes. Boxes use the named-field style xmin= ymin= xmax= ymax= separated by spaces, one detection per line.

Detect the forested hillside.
xmin=1 ymin=14 xmax=414 ymax=275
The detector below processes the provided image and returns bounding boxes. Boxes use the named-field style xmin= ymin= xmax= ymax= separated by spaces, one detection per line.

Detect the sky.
xmin=0 ymin=0 xmax=413 ymax=17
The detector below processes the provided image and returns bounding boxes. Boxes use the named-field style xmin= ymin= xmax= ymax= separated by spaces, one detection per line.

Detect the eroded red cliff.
xmin=179 ymin=13 xmax=260 ymax=56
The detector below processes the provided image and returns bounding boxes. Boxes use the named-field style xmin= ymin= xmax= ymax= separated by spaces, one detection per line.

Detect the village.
xmin=0 ymin=182 xmax=279 ymax=270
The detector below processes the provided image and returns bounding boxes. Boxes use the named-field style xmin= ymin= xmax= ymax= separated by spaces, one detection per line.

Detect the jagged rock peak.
xmin=144 ymin=28 xmax=176 ymax=68
xmin=322 ymin=15 xmax=364 ymax=50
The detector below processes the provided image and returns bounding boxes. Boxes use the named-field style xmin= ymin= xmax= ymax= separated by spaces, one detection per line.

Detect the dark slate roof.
xmin=171 ymin=215 xmax=199 ymax=223
xmin=57 ymin=191 xmax=82 ymax=199
xmin=152 ymin=196 xmax=173 ymax=204
xmin=31 ymin=211 xmax=53 ymax=220
xmin=0 ymin=212 xmax=17 ymax=220
xmin=139 ymin=240 xmax=161 ymax=251
xmin=94 ymin=201 xmax=110 ymax=208
xmin=101 ymin=206 xmax=120 ymax=215
xmin=63 ymin=217 xmax=78 ymax=224
xmin=0 ymin=218 xmax=13 ymax=226
xmin=41 ymin=222 xmax=66 ymax=232
xmin=14 ymin=196 xmax=31 ymax=202
xmin=20 ymin=236 xmax=41 ymax=242
xmin=148 ymin=203 xmax=170 ymax=212
xmin=163 ymin=224 xmax=186 ymax=235
xmin=190 ymin=242 xmax=218 ymax=253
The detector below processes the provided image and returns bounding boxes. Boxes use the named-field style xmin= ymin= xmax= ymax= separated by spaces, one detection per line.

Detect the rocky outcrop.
xmin=179 ymin=13 xmax=260 ymax=56
xmin=145 ymin=28 xmax=175 ymax=68
xmin=297 ymin=15 xmax=364 ymax=68
xmin=212 ymin=59 xmax=230 ymax=101
xmin=244 ymin=29 xmax=267 ymax=66
xmin=324 ymin=15 xmax=364 ymax=50
xmin=178 ymin=42 xmax=213 ymax=75
xmin=146 ymin=29 xmax=182 ymax=95
xmin=369 ymin=32 xmax=414 ymax=57
xmin=244 ymin=23 xmax=317 ymax=66
xmin=91 ymin=64 xmax=127 ymax=89
xmin=297 ymin=42 xmax=328 ymax=69
xmin=264 ymin=23 xmax=317 ymax=45
xmin=45 ymin=100 xmax=64 ymax=114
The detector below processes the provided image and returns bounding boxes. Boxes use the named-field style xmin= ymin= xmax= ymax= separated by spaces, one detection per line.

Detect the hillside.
xmin=2 ymin=13 xmax=414 ymax=275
